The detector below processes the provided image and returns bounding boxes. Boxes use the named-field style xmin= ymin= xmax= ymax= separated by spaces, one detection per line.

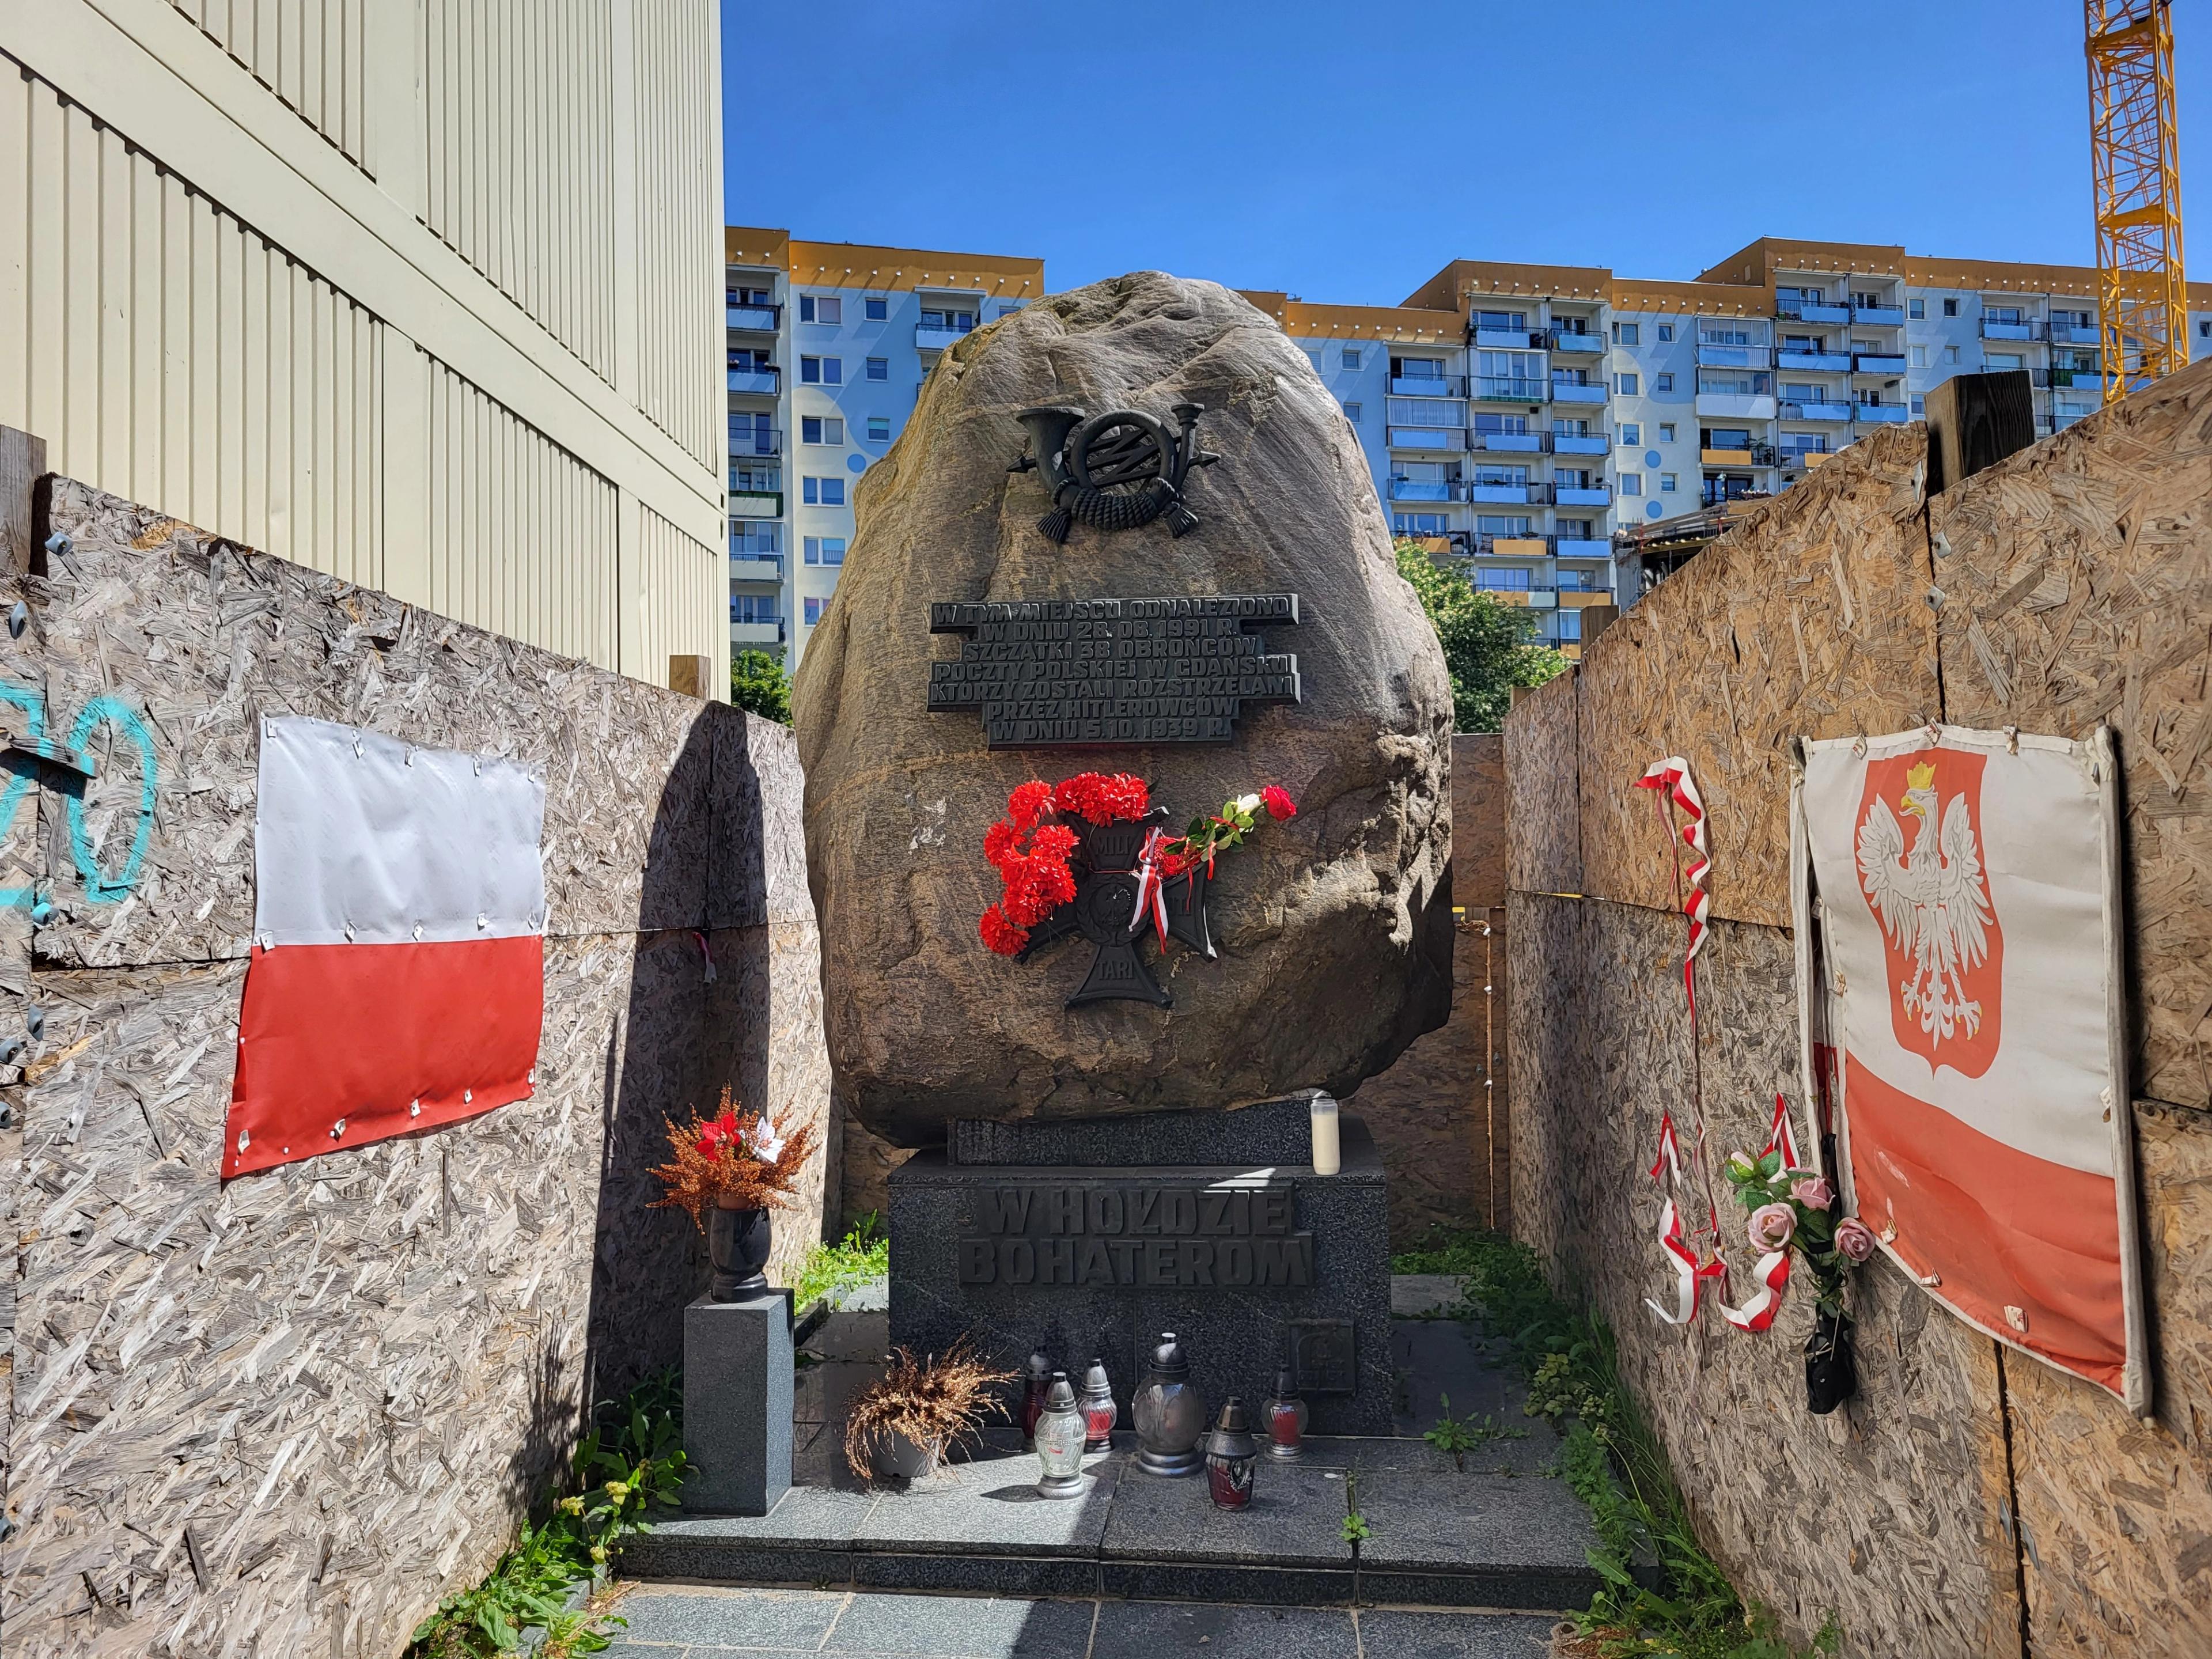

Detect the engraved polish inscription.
xmin=925 ymin=594 xmax=1302 ymax=748
xmin=956 ymin=1181 xmax=1316 ymax=1290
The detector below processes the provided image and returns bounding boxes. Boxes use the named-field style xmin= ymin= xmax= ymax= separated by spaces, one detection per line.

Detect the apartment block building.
xmin=724 ymin=229 xmax=1043 ymax=671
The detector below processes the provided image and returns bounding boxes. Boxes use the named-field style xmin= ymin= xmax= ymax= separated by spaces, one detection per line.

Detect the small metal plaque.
xmin=1287 ymin=1319 xmax=1356 ymax=1395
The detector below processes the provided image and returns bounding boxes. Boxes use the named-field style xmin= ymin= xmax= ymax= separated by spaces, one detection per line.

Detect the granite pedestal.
xmin=889 ymin=1098 xmax=1393 ymax=1436
xmin=684 ymin=1287 xmax=794 ymax=1516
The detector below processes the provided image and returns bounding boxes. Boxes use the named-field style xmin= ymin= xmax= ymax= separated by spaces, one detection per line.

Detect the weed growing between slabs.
xmin=406 ymin=1371 xmax=687 ymax=1658
xmin=1391 ymin=1232 xmax=1842 ymax=1659
xmin=789 ymin=1209 xmax=890 ymax=1309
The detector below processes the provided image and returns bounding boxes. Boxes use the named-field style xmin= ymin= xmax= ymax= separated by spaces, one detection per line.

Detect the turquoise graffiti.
xmin=0 ymin=682 xmax=160 ymax=909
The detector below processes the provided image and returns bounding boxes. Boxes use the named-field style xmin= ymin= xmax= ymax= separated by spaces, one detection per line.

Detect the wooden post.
xmin=1 ymin=426 xmax=48 ymax=575
xmin=668 ymin=653 xmax=715 ymax=699
xmin=1924 ymin=370 xmax=2036 ymax=495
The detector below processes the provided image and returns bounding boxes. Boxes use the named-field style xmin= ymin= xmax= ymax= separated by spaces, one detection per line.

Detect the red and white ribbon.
xmin=1635 ymin=757 xmax=1710 ymax=1009
xmin=1645 ymin=1111 xmax=1725 ymax=1324
xmin=1128 ymin=828 xmax=1172 ymax=947
xmin=1762 ymin=1092 xmax=1802 ymax=1171
xmin=1649 ymin=1111 xmax=1683 ymax=1182
xmin=1719 ymin=1249 xmax=1791 ymax=1332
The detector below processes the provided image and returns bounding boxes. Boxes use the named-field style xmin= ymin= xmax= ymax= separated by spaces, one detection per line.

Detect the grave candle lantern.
xmin=1203 ymin=1397 xmax=1259 ymax=1509
xmin=1034 ymin=1373 xmax=1089 ymax=1499
xmin=1262 ymin=1366 xmax=1308 ymax=1460
xmin=1080 ymin=1356 xmax=1119 ymax=1451
xmin=1309 ymin=1093 xmax=1341 ymax=1176
xmin=1131 ymin=1332 xmax=1206 ymax=1476
xmin=1021 ymin=1348 xmax=1052 ymax=1447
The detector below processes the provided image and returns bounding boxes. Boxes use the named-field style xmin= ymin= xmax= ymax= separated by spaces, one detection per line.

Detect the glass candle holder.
xmin=1203 ymin=1397 xmax=1259 ymax=1509
xmin=1079 ymin=1356 xmax=1118 ymax=1451
xmin=1021 ymin=1347 xmax=1052 ymax=1448
xmin=1131 ymin=1332 xmax=1207 ymax=1476
xmin=1262 ymin=1366 xmax=1308 ymax=1461
xmin=1309 ymin=1092 xmax=1341 ymax=1176
xmin=1034 ymin=1373 xmax=1090 ymax=1499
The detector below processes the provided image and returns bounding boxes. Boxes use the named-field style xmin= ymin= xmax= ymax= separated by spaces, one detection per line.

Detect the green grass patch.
xmin=406 ymin=1370 xmax=687 ymax=1657
xmin=1392 ymin=1231 xmax=1840 ymax=1659
xmin=789 ymin=1209 xmax=889 ymax=1310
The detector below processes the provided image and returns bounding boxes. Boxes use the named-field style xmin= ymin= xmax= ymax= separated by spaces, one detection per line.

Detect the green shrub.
xmin=790 ymin=1210 xmax=889 ymax=1310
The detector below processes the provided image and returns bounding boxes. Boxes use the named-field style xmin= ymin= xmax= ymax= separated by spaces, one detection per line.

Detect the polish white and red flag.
xmin=224 ymin=717 xmax=546 ymax=1178
xmin=1800 ymin=725 xmax=2146 ymax=1411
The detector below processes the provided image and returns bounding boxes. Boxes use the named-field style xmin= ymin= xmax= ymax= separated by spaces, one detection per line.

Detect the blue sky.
xmin=724 ymin=1 xmax=2204 ymax=303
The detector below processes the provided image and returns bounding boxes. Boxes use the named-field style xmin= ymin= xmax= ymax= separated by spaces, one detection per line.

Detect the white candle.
xmin=1309 ymin=1092 xmax=1341 ymax=1177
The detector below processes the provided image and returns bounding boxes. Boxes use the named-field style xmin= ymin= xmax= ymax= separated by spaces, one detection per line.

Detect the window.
xmin=798 ymin=294 xmax=842 ymax=325
xmin=865 ymin=357 xmax=888 ymax=381
xmin=867 ymin=415 xmax=891 ymax=442
xmin=1910 ymin=345 xmax=1927 ymax=367
xmin=1911 ymin=396 xmax=1926 ymax=415
xmin=1613 ymin=322 xmax=1641 ymax=344
xmin=1616 ymin=373 xmax=1639 ymax=395
xmin=803 ymin=597 xmax=822 ymax=627
xmin=1341 ymin=349 xmax=1361 ymax=370
xmin=730 ymin=411 xmax=775 ymax=453
xmin=997 ymin=301 xmax=1025 ymax=317
xmin=729 ymin=593 xmax=777 ymax=624
xmin=1942 ymin=297 xmax=1960 ymax=317
xmin=1475 ymin=515 xmax=1533 ymax=536
xmin=1618 ymin=423 xmax=1640 ymax=445
xmin=729 ymin=462 xmax=780 ymax=493
xmin=1909 ymin=298 xmax=1926 ymax=320
xmin=801 ymin=476 xmax=847 ymax=506
xmin=1556 ymin=609 xmax=1582 ymax=641
xmin=803 ymin=536 xmax=847 ymax=566
xmin=1475 ymin=413 xmax=1530 ymax=435
xmin=1654 ymin=373 xmax=1674 ymax=392
xmin=1619 ymin=472 xmax=1643 ymax=496
xmin=2200 ymin=320 xmax=2211 ymax=339
xmin=1657 ymin=323 xmax=1674 ymax=342
xmin=1342 ymin=402 xmax=1362 ymax=422
xmin=1306 ymin=350 xmax=1323 ymax=371
xmin=1944 ymin=345 xmax=1960 ymax=364
xmin=1658 ymin=422 xmax=1676 ymax=441
xmin=864 ymin=297 xmax=888 ymax=321
xmin=1474 ymin=310 xmax=1527 ymax=332
xmin=800 ymin=416 xmax=844 ymax=445
xmin=1392 ymin=512 xmax=1450 ymax=536
xmin=800 ymin=356 xmax=843 ymax=385
xmin=1475 ymin=568 xmax=1532 ymax=591
xmin=1660 ymin=472 xmax=1677 ymax=493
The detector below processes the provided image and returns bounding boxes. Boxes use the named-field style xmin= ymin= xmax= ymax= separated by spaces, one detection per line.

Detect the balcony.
xmin=1473 ymin=327 xmax=1537 ymax=349
xmin=1980 ymin=318 xmax=2043 ymax=342
xmin=1552 ymin=431 xmax=1609 ymax=455
xmin=1696 ymin=344 xmax=1771 ymax=369
xmin=730 ymin=428 xmax=783 ymax=456
xmin=1547 ymin=329 xmax=1604 ymax=353
xmin=1777 ymin=299 xmax=1852 ymax=324
xmin=1468 ymin=480 xmax=1541 ymax=504
xmin=1389 ymin=374 xmax=1468 ymax=397
xmin=727 ymin=303 xmax=780 ymax=332
xmin=1554 ymin=483 xmax=1612 ymax=506
xmin=2048 ymin=321 xmax=2099 ymax=344
xmin=1699 ymin=447 xmax=1755 ymax=465
xmin=1854 ymin=402 xmax=1910 ymax=424
xmin=915 ymin=323 xmax=976 ymax=351
xmin=1779 ymin=400 xmax=1853 ymax=422
xmin=728 ymin=556 xmax=783 ymax=584
xmin=1550 ymin=380 xmax=1609 ymax=404
xmin=1851 ymin=304 xmax=1906 ymax=326
xmin=1695 ymin=392 xmax=1778 ymax=419
xmin=730 ymin=490 xmax=783 ymax=519
xmin=1472 ymin=430 xmax=1545 ymax=453
xmin=2048 ymin=368 xmax=2097 ymax=388
xmin=1474 ymin=376 xmax=1548 ymax=402
xmin=1389 ymin=478 xmax=1466 ymax=503
xmin=727 ymin=368 xmax=781 ymax=395
xmin=1776 ymin=350 xmax=1853 ymax=372
xmin=730 ymin=618 xmax=786 ymax=646
xmin=1474 ymin=535 xmax=1552 ymax=556
xmin=1388 ymin=425 xmax=1465 ymax=450
xmin=1853 ymin=354 xmax=1907 ymax=374
xmin=1559 ymin=589 xmax=1615 ymax=608
xmin=1700 ymin=482 xmax=1765 ymax=508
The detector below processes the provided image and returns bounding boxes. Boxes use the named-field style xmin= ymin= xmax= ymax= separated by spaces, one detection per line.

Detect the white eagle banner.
xmin=1796 ymin=724 xmax=2148 ymax=1412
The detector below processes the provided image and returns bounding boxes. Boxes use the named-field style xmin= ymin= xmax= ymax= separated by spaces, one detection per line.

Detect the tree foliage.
xmin=729 ymin=649 xmax=793 ymax=724
xmin=1393 ymin=541 xmax=1569 ymax=733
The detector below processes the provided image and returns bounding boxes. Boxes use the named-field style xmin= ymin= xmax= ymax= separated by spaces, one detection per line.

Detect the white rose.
xmin=1232 ymin=793 xmax=1262 ymax=815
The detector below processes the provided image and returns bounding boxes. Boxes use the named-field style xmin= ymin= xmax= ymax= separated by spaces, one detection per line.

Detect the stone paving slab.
xmin=596 ymin=1586 xmax=1560 ymax=1656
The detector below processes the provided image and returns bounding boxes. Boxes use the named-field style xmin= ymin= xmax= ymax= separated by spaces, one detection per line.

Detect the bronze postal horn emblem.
xmin=1009 ymin=403 xmax=1219 ymax=543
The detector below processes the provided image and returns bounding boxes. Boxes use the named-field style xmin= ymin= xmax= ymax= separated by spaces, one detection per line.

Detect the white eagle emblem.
xmin=1856 ymin=760 xmax=1995 ymax=1046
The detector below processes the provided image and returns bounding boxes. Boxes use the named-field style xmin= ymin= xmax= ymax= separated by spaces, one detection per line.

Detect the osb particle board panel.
xmin=1504 ymin=668 xmax=1582 ymax=896
xmin=20 ymin=478 xmax=725 ymax=967
xmin=1927 ymin=358 xmax=2212 ymax=1110
xmin=1514 ymin=897 xmax=2024 ymax=1657
xmin=2002 ymin=1098 xmax=2212 ymax=1658
xmin=708 ymin=710 xmax=816 ymax=933
xmin=1453 ymin=732 xmax=1508 ymax=910
xmin=2 ymin=934 xmax=709 ymax=1659
xmin=1576 ymin=425 xmax=1940 ymax=927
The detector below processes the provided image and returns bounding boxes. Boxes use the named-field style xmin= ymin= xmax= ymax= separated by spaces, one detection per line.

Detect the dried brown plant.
xmin=648 ymin=1086 xmax=818 ymax=1231
xmin=843 ymin=1339 xmax=1017 ymax=1481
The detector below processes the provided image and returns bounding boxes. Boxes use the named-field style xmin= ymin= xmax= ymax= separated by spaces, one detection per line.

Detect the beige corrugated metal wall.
xmin=1 ymin=0 xmax=724 ymax=695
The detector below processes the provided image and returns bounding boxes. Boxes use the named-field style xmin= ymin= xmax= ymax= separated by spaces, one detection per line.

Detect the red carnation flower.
xmin=982 ymin=819 xmax=1017 ymax=870
xmin=1260 ymin=786 xmax=1297 ymax=821
xmin=980 ymin=904 xmax=1028 ymax=957
xmin=1008 ymin=781 xmax=1052 ymax=832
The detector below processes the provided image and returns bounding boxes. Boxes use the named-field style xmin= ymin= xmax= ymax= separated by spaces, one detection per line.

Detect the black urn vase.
xmin=1805 ymin=1306 xmax=1858 ymax=1415
xmin=708 ymin=1205 xmax=772 ymax=1300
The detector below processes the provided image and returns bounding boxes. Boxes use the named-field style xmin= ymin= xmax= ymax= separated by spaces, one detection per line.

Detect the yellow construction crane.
xmin=2087 ymin=0 xmax=2187 ymax=403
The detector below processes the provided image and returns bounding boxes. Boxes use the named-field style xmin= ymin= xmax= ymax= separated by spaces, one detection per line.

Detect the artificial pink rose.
xmin=1789 ymin=1175 xmax=1834 ymax=1211
xmin=1835 ymin=1217 xmax=1878 ymax=1264
xmin=1747 ymin=1202 xmax=1797 ymax=1253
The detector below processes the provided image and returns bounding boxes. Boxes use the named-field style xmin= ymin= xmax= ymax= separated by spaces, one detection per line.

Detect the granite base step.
xmin=618 ymin=1431 xmax=1638 ymax=1613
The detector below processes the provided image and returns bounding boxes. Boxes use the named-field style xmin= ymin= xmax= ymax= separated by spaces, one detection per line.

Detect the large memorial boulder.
xmin=794 ymin=271 xmax=1453 ymax=1147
